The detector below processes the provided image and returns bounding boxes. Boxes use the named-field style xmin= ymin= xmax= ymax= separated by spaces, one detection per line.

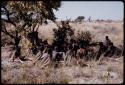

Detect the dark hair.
xmin=110 ymin=42 xmax=113 ymax=46
xmin=106 ymin=36 xmax=108 ymax=39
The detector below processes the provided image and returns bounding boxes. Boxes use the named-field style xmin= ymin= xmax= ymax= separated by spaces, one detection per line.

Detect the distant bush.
xmin=75 ymin=16 xmax=85 ymax=22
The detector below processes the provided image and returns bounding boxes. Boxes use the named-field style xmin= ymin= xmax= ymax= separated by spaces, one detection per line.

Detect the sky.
xmin=54 ymin=1 xmax=124 ymax=21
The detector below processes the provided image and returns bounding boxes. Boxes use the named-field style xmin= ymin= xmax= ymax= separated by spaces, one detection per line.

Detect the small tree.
xmin=75 ymin=16 xmax=85 ymax=22
xmin=53 ymin=20 xmax=74 ymax=51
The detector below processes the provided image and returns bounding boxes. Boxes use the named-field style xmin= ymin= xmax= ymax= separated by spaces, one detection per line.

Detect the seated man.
xmin=104 ymin=42 xmax=116 ymax=57
xmin=104 ymin=36 xmax=112 ymax=50
xmin=96 ymin=42 xmax=107 ymax=60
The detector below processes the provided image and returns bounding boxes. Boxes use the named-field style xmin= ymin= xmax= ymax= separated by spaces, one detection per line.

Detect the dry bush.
xmin=76 ymin=30 xmax=92 ymax=42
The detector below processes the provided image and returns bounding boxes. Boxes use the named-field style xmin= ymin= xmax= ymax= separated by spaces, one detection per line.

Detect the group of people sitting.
xmin=9 ymin=32 xmax=122 ymax=67
xmin=30 ymin=35 xmax=122 ymax=66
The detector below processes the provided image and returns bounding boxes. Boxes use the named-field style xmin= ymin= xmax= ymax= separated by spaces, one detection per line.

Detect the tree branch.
xmin=2 ymin=5 xmax=16 ymax=27
xmin=1 ymin=29 xmax=15 ymax=39
xmin=35 ymin=24 xmax=39 ymax=31
xmin=1 ymin=19 xmax=16 ymax=27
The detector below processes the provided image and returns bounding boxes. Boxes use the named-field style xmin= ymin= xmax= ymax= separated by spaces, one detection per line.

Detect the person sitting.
xmin=104 ymin=36 xmax=112 ymax=50
xmin=96 ymin=42 xmax=107 ymax=60
xmin=104 ymin=42 xmax=116 ymax=57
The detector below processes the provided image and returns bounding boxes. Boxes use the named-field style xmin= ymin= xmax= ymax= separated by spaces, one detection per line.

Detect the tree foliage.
xmin=7 ymin=1 xmax=61 ymax=25
xmin=75 ymin=16 xmax=85 ymax=22
xmin=1 ymin=1 xmax=61 ymax=56
xmin=1 ymin=1 xmax=61 ymax=45
xmin=53 ymin=20 xmax=74 ymax=50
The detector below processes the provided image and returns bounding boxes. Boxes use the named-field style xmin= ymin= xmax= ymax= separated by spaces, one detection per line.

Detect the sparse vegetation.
xmin=1 ymin=1 xmax=123 ymax=84
xmin=1 ymin=21 xmax=123 ymax=84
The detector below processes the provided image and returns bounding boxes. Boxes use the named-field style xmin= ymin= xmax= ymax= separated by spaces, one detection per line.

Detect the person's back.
xmin=104 ymin=36 xmax=112 ymax=47
xmin=76 ymin=47 xmax=85 ymax=59
xmin=96 ymin=42 xmax=106 ymax=60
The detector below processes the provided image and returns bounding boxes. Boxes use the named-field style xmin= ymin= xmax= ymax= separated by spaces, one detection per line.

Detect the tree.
xmin=75 ymin=16 xmax=85 ymax=22
xmin=53 ymin=20 xmax=74 ymax=51
xmin=1 ymin=1 xmax=61 ymax=56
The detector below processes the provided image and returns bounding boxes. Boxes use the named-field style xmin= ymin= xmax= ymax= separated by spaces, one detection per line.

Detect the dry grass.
xmin=1 ymin=56 xmax=123 ymax=84
xmin=1 ymin=21 xmax=123 ymax=84
xmin=37 ymin=21 xmax=123 ymax=46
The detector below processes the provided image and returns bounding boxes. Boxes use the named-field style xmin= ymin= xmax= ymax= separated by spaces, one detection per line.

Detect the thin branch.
xmin=32 ymin=23 xmax=37 ymax=32
xmin=1 ymin=29 xmax=15 ymax=39
xmin=35 ymin=24 xmax=39 ymax=31
xmin=1 ymin=19 xmax=16 ymax=27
